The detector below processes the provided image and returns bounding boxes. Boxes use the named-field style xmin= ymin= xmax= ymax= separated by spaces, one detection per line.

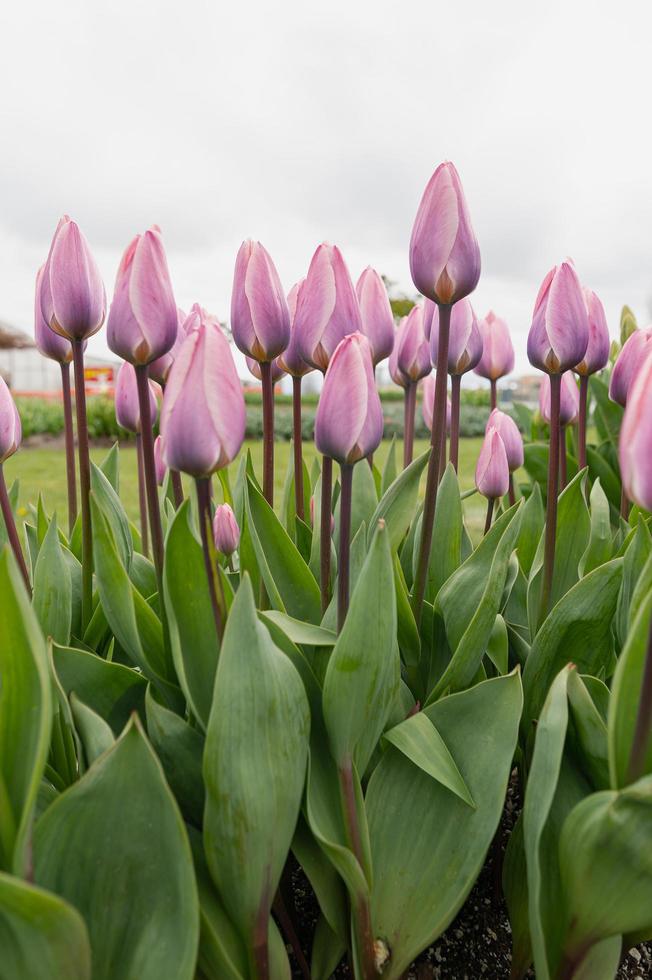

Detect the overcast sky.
xmin=1 ymin=0 xmax=650 ymax=378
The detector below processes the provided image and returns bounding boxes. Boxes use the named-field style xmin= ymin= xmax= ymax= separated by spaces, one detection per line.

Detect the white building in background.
xmin=0 ymin=321 xmax=118 ymax=395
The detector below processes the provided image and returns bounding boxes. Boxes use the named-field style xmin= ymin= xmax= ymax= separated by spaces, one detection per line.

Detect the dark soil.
xmin=283 ymin=772 xmax=652 ymax=979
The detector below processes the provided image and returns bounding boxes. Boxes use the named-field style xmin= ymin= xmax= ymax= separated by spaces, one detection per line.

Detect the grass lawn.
xmin=5 ymin=436 xmax=505 ymax=539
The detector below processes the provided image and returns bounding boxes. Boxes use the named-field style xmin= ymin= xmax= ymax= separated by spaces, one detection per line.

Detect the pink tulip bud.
xmin=181 ymin=303 xmax=221 ymax=335
xmin=430 ymin=298 xmax=482 ymax=375
xmin=114 ymin=362 xmax=158 ymax=434
xmin=620 ymin=351 xmax=652 ymax=510
xmin=422 ymin=299 xmax=436 ymax=342
xmin=421 ymin=374 xmax=451 ymax=433
xmin=149 ymin=308 xmax=188 ymax=385
xmin=277 ymin=280 xmax=312 ymax=377
xmin=161 ymin=312 xmax=245 ymax=477
xmin=488 ymin=409 xmax=523 ymax=471
xmin=294 ymin=243 xmax=362 ymax=372
xmin=34 ymin=266 xmax=77 ymax=364
xmin=107 ymin=227 xmax=178 ymax=366
xmin=527 ymin=262 xmax=589 ymax=374
xmin=314 ymin=333 xmax=383 ymax=465
xmin=356 ymin=267 xmax=395 ymax=366
xmin=474 ymin=311 xmax=515 ymax=381
xmin=409 ymin=162 xmax=481 ymax=306
xmin=153 ymin=435 xmax=166 ymax=485
xmin=0 ymin=377 xmax=21 ymax=462
xmin=309 ymin=494 xmax=335 ymax=533
xmin=388 ymin=306 xmax=431 ymax=388
xmin=609 ymin=327 xmax=652 ymax=407
xmin=40 ymin=216 xmax=106 ymax=342
xmin=475 ymin=426 xmax=509 ymax=500
xmin=213 ymin=503 xmax=240 ymax=556
xmin=575 ymin=288 xmax=610 ymax=376
xmin=539 ymin=372 xmax=580 ymax=426
xmin=245 ymin=356 xmax=286 ymax=383
xmin=230 ymin=240 xmax=290 ymax=363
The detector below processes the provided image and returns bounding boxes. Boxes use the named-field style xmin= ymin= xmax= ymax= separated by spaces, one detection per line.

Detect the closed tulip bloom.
xmin=294 ymin=243 xmax=362 ymax=372
xmin=620 ymin=352 xmax=652 ymax=510
xmin=488 ymin=409 xmax=523 ymax=471
xmin=213 ymin=503 xmax=240 ymax=556
xmin=278 ymin=280 xmax=312 ymax=377
xmin=314 ymin=333 xmax=383 ymax=465
xmin=34 ymin=266 xmax=76 ymax=364
xmin=527 ymin=261 xmax=589 ymax=374
xmin=421 ymin=374 xmax=451 ymax=433
xmin=609 ymin=326 xmax=652 ymax=407
xmin=575 ymin=288 xmax=610 ymax=376
xmin=149 ymin=308 xmax=188 ymax=385
xmin=475 ymin=311 xmax=515 ymax=380
xmin=0 ymin=377 xmax=21 ymax=462
xmin=388 ymin=306 xmax=431 ymax=387
xmin=430 ymin=298 xmax=482 ymax=375
xmin=107 ymin=226 xmax=178 ymax=366
xmin=115 ymin=362 xmax=158 ymax=434
xmin=153 ymin=435 xmax=166 ymax=486
xmin=40 ymin=216 xmax=106 ymax=341
xmin=230 ymin=240 xmax=290 ymax=363
xmin=245 ymin=356 xmax=286 ymax=383
xmin=539 ymin=372 xmax=579 ymax=426
xmin=161 ymin=313 xmax=245 ymax=477
xmin=475 ymin=426 xmax=509 ymax=500
xmin=409 ymin=162 xmax=481 ymax=306
xmin=356 ymin=267 xmax=395 ymax=365
xmin=422 ymin=299 xmax=436 ymax=342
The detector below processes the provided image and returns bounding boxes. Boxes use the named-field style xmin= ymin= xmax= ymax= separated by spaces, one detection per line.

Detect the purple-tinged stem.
xmin=136 ymin=433 xmax=149 ymax=557
xmin=620 ymin=484 xmax=630 ymax=521
xmin=412 ymin=304 xmax=451 ymax=624
xmin=450 ymin=374 xmax=461 ymax=471
xmin=171 ymin=471 xmax=184 ymax=509
xmin=403 ymin=382 xmax=416 ymax=469
xmin=578 ymin=375 xmax=588 ymax=471
xmin=540 ymin=373 xmax=561 ymax=624
xmin=195 ymin=477 xmax=226 ymax=643
xmin=135 ymin=366 xmax=165 ymax=580
xmin=292 ymin=376 xmax=304 ymax=520
xmin=0 ymin=464 xmax=30 ymax=593
xmin=559 ymin=424 xmax=568 ymax=489
xmin=337 ymin=464 xmax=353 ymax=633
xmin=490 ymin=378 xmax=497 ymax=411
xmin=72 ymin=340 xmax=93 ymax=630
xmin=260 ymin=361 xmax=275 ymax=507
xmin=339 ymin=759 xmax=377 ymax=978
xmin=60 ymin=362 xmax=77 ymax=535
xmin=484 ymin=497 xmax=494 ymax=536
xmin=320 ymin=456 xmax=333 ymax=613
xmin=508 ymin=473 xmax=516 ymax=507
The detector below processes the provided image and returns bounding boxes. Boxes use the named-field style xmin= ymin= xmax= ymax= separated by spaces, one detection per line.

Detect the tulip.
xmin=539 ymin=372 xmax=579 ymax=427
xmin=389 ymin=306 xmax=431 ymax=469
xmin=162 ymin=312 xmax=245 ymax=641
xmin=315 ymin=333 xmax=383 ymax=630
xmin=0 ymin=378 xmax=29 ymax=591
xmin=114 ymin=362 xmax=158 ymax=434
xmin=527 ymin=261 xmax=588 ymax=375
xmin=475 ymin=311 xmax=515 ymax=409
xmin=213 ymin=503 xmax=240 ymax=557
xmin=148 ymin=308 xmax=188 ymax=386
xmin=618 ymin=349 xmax=652 ymax=781
xmin=245 ymin=356 xmax=286 ymax=383
xmin=34 ymin=266 xmax=79 ymax=533
xmin=230 ymin=240 xmax=290 ymax=363
xmin=409 ymin=162 xmax=481 ymax=306
xmin=294 ymin=243 xmax=362 ymax=373
xmin=40 ymin=216 xmax=106 ymax=628
xmin=422 ymin=299 xmax=436 ymax=342
xmin=574 ymin=288 xmax=610 ymax=471
xmin=421 ymin=375 xmax=451 ymax=434
xmin=431 ymin=299 xmax=482 ymax=471
xmin=488 ymin=408 xmax=523 ymax=505
xmin=356 ymin=267 xmax=395 ymax=366
xmin=475 ymin=426 xmax=509 ymax=533
xmin=277 ymin=280 xmax=312 ymax=522
xmin=153 ymin=435 xmax=166 ymax=486
xmin=609 ymin=326 xmax=652 ymax=408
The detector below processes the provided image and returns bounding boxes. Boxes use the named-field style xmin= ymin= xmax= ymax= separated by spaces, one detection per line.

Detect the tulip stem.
xmin=627 ymin=607 xmax=652 ymax=783
xmin=72 ymin=339 xmax=93 ymax=631
xmin=292 ymin=376 xmax=304 ymax=520
xmin=559 ymin=424 xmax=568 ymax=489
xmin=450 ymin=374 xmax=461 ymax=471
xmin=540 ymin=373 xmax=561 ymax=625
xmin=578 ymin=375 xmax=588 ymax=471
xmin=438 ymin=417 xmax=447 ymax=483
xmin=0 ymin=464 xmax=30 ymax=593
xmin=260 ymin=361 xmax=275 ymax=507
xmin=171 ymin=471 xmax=184 ymax=509
xmin=337 ymin=464 xmax=353 ymax=633
xmin=484 ymin=498 xmax=494 ymax=536
xmin=403 ymin=382 xmax=417 ymax=468
xmin=135 ymin=434 xmax=149 ymax=557
xmin=508 ymin=473 xmax=516 ymax=507
xmin=339 ymin=759 xmax=378 ymax=979
xmin=60 ymin=362 xmax=77 ymax=535
xmin=412 ymin=304 xmax=451 ymax=624
xmin=490 ymin=379 xmax=497 ymax=411
xmin=620 ymin=484 xmax=630 ymax=521
xmin=196 ymin=477 xmax=226 ymax=643
xmin=320 ymin=456 xmax=333 ymax=613
xmin=135 ymin=366 xmax=165 ymax=576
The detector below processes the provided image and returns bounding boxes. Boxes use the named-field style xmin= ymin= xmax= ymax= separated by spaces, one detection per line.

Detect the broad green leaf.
xmin=567 ymin=670 xmax=609 ymax=791
xmin=33 ymin=515 xmax=72 ymax=645
xmin=52 ymin=643 xmax=146 ymax=735
xmin=394 ymin=553 xmax=420 ymax=670
xmin=145 ymin=686 xmax=205 ymax=827
xmin=366 ymin=672 xmax=523 ymax=979
xmin=203 ymin=576 xmax=310 ymax=968
xmin=91 ymin=462 xmax=133 ymax=569
xmin=246 ymin=477 xmax=321 ymax=624
xmin=367 ymin=449 xmax=430 ymax=553
xmin=578 ymin=479 xmax=613 ymax=576
xmin=423 ymin=462 xmax=464 ymax=603
xmin=609 ymin=589 xmax=652 ymax=788
xmin=334 ymin=456 xmax=377 ymax=544
xmin=486 ymin=614 xmax=509 ymax=675
xmin=0 ymin=872 xmax=91 ymax=980
xmin=259 ymin=610 xmax=336 ymax=647
xmin=516 ymin=481 xmax=545 ymax=577
xmin=586 ymin=445 xmax=622 ymax=512
xmin=381 ymin=437 xmax=397 ymax=495
xmin=34 ymin=717 xmax=199 ymax=980
xmin=129 ymin=551 xmax=158 ymax=599
xmin=0 ymin=548 xmax=51 ymax=875
xmin=322 ymin=521 xmax=399 ymax=772
xmin=589 ymin=373 xmax=622 ymax=447
xmin=382 ymin=711 xmax=475 ymax=807
xmin=70 ymin=694 xmax=115 ymax=766
xmin=615 ymin=517 xmax=652 ymax=649
xmin=99 ymin=442 xmax=120 ymax=493
xmin=163 ymin=501 xmax=219 ymax=729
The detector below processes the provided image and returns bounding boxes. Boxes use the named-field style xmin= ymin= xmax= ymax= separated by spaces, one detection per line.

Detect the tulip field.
xmin=2 ymin=163 xmax=652 ymax=980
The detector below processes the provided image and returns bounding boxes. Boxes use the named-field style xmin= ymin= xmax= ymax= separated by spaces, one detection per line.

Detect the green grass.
xmin=5 ymin=437 xmax=496 ymax=538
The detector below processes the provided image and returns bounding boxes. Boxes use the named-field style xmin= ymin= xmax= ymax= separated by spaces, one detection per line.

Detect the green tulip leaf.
xmin=32 ymin=515 xmax=72 ymax=646
xmin=579 ymin=479 xmax=613 ymax=577
xmin=259 ymin=609 xmax=336 ymax=647
xmin=52 ymin=643 xmax=146 ymax=735
xmin=615 ymin=517 xmax=652 ymax=649
xmin=90 ymin=462 xmax=133 ymax=570
xmin=609 ymin=589 xmax=652 ymax=788
xmin=367 ymin=448 xmax=430 ymax=553
xmin=145 ymin=686 xmax=205 ymax=827
xmin=69 ymin=693 xmax=115 ymax=767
